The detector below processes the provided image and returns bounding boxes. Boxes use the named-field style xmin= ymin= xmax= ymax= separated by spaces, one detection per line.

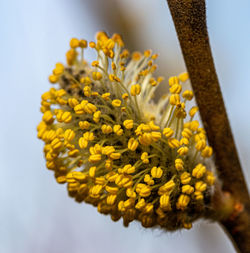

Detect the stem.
xmin=166 ymin=0 xmax=250 ymax=252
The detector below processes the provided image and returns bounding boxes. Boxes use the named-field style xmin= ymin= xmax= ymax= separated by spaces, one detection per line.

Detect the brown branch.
xmin=166 ymin=0 xmax=250 ymax=252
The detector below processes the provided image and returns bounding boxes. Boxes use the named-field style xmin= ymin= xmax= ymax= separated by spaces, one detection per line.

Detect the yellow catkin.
xmin=38 ymin=33 xmax=216 ymax=231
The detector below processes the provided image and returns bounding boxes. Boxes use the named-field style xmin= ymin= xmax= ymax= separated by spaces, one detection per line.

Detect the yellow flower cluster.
xmin=38 ymin=32 xmax=216 ymax=230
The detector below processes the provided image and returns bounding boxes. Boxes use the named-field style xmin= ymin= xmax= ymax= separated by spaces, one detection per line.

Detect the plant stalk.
xmin=166 ymin=0 xmax=250 ymax=252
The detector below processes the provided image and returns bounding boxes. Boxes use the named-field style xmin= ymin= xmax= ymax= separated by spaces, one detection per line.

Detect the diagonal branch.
xmin=166 ymin=0 xmax=250 ymax=252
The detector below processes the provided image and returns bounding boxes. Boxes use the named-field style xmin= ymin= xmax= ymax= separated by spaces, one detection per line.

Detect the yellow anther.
xmin=82 ymin=132 xmax=94 ymax=141
xmin=53 ymin=67 xmax=64 ymax=76
xmin=91 ymin=60 xmax=99 ymax=67
xmin=170 ymin=94 xmax=180 ymax=105
xmin=189 ymin=106 xmax=198 ymax=118
xmin=180 ymin=138 xmax=189 ymax=145
xmin=182 ymin=90 xmax=193 ymax=100
xmin=56 ymin=176 xmax=67 ymax=184
xmin=192 ymin=163 xmax=206 ymax=179
xmin=195 ymin=139 xmax=206 ymax=151
xmin=79 ymin=137 xmax=88 ymax=149
xmin=177 ymin=146 xmax=189 ymax=155
xmin=163 ymin=128 xmax=174 ymax=138
xmin=72 ymin=171 xmax=87 ymax=182
xmin=88 ymin=154 xmax=102 ymax=163
xmin=68 ymin=149 xmax=80 ymax=157
xmin=66 ymin=49 xmax=77 ymax=66
xmin=61 ymin=111 xmax=72 ymax=123
xmin=175 ymin=158 xmax=184 ymax=171
xmin=123 ymin=198 xmax=135 ymax=209
xmin=51 ymin=138 xmax=62 ymax=150
xmin=111 ymin=33 xmax=124 ymax=47
xmin=206 ymin=171 xmax=215 ymax=185
xmin=144 ymin=49 xmax=151 ymax=57
xmin=182 ymin=185 xmax=194 ymax=194
xmin=92 ymin=71 xmax=102 ymax=80
xmin=158 ymin=180 xmax=175 ymax=195
xmin=70 ymin=38 xmax=79 ymax=48
xmin=169 ymin=84 xmax=182 ymax=94
xmin=93 ymin=111 xmax=101 ymax=123
xmin=168 ymin=138 xmax=180 ymax=149
xmin=132 ymin=51 xmax=141 ymax=61
xmin=49 ymin=74 xmax=59 ymax=84
xmin=144 ymin=174 xmax=154 ymax=185
xmin=195 ymin=181 xmax=207 ymax=192
xmin=183 ymin=223 xmax=192 ymax=230
xmin=74 ymin=104 xmax=85 ymax=115
xmin=110 ymin=153 xmax=121 ymax=160
xmin=135 ymin=198 xmax=146 ymax=210
xmin=78 ymin=39 xmax=87 ymax=48
xmin=106 ymin=194 xmax=117 ymax=205
xmin=182 ymin=128 xmax=193 ymax=139
xmin=151 ymin=167 xmax=163 ymax=178
xmin=123 ymin=119 xmax=133 ymax=129
xmin=149 ymin=78 xmax=157 ymax=87
xmin=111 ymin=62 xmax=116 ymax=70
xmin=176 ymin=194 xmax=190 ymax=210
xmin=151 ymin=131 xmax=161 ymax=142
xmin=90 ymin=184 xmax=103 ymax=197
xmin=148 ymin=121 xmax=160 ymax=131
xmin=102 ymin=146 xmax=115 ymax=156
xmin=83 ymin=86 xmax=91 ymax=97
xmin=201 ymin=146 xmax=213 ymax=158
xmin=194 ymin=191 xmax=204 ymax=200
xmin=88 ymin=166 xmax=96 ymax=177
xmin=113 ymin=125 xmax=123 ymax=136
xmin=105 ymin=186 xmax=119 ymax=194
xmin=79 ymin=121 xmax=90 ymax=130
xmin=130 ymin=84 xmax=141 ymax=96
xmin=64 ymin=129 xmax=75 ymax=141
xmin=80 ymin=76 xmax=92 ymax=85
xmin=109 ymin=74 xmax=120 ymax=82
xmin=180 ymin=172 xmax=191 ymax=184
xmin=55 ymin=89 xmax=66 ymax=97
xmin=189 ymin=120 xmax=199 ymax=131
xmin=139 ymin=132 xmax=152 ymax=146
xmin=68 ymin=98 xmax=79 ymax=108
xmin=168 ymin=76 xmax=179 ymax=86
xmin=42 ymin=111 xmax=54 ymax=124
xmin=122 ymin=93 xmax=129 ymax=100
xmin=136 ymin=184 xmax=151 ymax=197
xmin=105 ymin=159 xmax=113 ymax=170
xmin=91 ymin=91 xmax=99 ymax=97
xmin=118 ymin=201 xmax=125 ymax=212
xmin=141 ymin=152 xmax=149 ymax=164
xmin=101 ymin=93 xmax=111 ymax=100
xmin=128 ymin=138 xmax=138 ymax=151
xmin=84 ymin=103 xmax=97 ymax=114
xmin=143 ymin=203 xmax=154 ymax=214
xmin=126 ymin=188 xmax=136 ymax=198
xmin=89 ymin=41 xmax=96 ymax=48
xmin=101 ymin=124 xmax=113 ymax=134
xmin=122 ymin=164 xmax=136 ymax=174
xmin=178 ymin=72 xmax=189 ymax=82
xmin=160 ymin=194 xmax=170 ymax=211
xmin=95 ymin=177 xmax=106 ymax=185
xmin=111 ymin=99 xmax=121 ymax=107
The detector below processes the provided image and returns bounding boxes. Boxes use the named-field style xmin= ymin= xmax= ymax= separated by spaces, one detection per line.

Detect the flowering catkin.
xmin=37 ymin=32 xmax=216 ymax=230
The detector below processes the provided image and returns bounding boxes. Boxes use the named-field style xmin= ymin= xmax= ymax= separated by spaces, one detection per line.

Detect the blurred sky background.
xmin=0 ymin=0 xmax=249 ymax=252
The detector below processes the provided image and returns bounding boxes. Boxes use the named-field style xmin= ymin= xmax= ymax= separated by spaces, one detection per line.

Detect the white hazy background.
xmin=1 ymin=0 xmax=249 ymax=252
